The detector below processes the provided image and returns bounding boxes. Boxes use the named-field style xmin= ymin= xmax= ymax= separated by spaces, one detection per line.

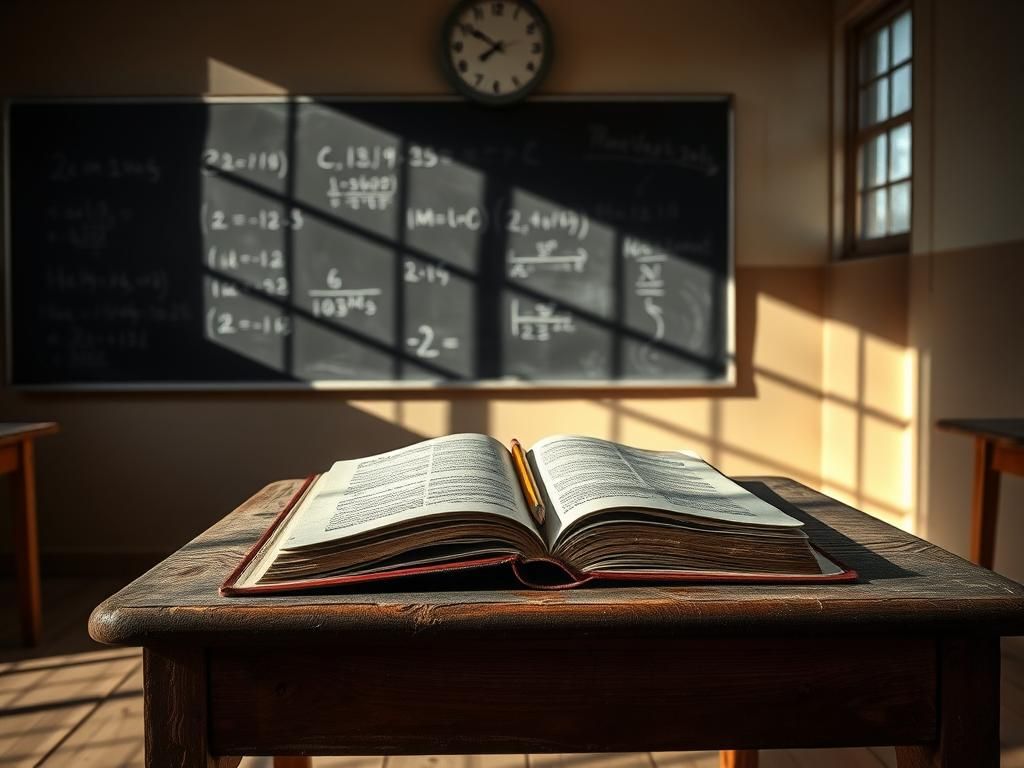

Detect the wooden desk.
xmin=937 ymin=418 xmax=1024 ymax=569
xmin=0 ymin=421 xmax=58 ymax=645
xmin=89 ymin=477 xmax=1024 ymax=768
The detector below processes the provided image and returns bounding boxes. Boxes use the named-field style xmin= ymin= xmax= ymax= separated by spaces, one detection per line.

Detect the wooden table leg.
xmin=10 ymin=439 xmax=42 ymax=646
xmin=970 ymin=437 xmax=1001 ymax=569
xmin=720 ymin=750 xmax=757 ymax=768
xmin=895 ymin=636 xmax=999 ymax=767
xmin=144 ymin=647 xmax=241 ymax=768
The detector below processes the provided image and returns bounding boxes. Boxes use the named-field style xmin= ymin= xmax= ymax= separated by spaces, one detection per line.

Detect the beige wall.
xmin=0 ymin=0 xmax=833 ymax=559
xmin=910 ymin=0 xmax=1024 ymax=582
xmin=821 ymin=255 xmax=914 ymax=530
xmin=823 ymin=0 xmax=916 ymax=531
xmin=826 ymin=0 xmax=1024 ymax=568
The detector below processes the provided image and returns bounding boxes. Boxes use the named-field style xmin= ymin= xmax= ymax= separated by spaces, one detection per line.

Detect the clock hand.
xmin=460 ymin=22 xmax=500 ymax=48
xmin=479 ymin=40 xmax=506 ymax=62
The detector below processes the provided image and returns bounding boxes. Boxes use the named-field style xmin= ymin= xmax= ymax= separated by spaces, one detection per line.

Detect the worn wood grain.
xmin=82 ymin=477 xmax=1024 ymax=764
xmin=88 ymin=478 xmax=1024 ymax=646
xmin=40 ymin=663 xmax=144 ymax=767
xmin=22 ymin=580 xmax=1024 ymax=768
xmin=143 ymin=646 xmax=239 ymax=768
xmin=207 ymin=636 xmax=935 ymax=755
xmin=0 ymin=651 xmax=138 ymax=768
xmin=0 ymin=701 xmax=95 ymax=768
xmin=894 ymin=637 xmax=1000 ymax=767
xmin=0 ymin=651 xmax=138 ymax=711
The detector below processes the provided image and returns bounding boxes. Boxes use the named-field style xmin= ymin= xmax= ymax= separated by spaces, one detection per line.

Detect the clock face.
xmin=442 ymin=0 xmax=552 ymax=105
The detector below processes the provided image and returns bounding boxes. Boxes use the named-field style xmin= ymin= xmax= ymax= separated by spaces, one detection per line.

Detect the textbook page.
xmin=530 ymin=435 xmax=804 ymax=544
xmin=283 ymin=433 xmax=540 ymax=551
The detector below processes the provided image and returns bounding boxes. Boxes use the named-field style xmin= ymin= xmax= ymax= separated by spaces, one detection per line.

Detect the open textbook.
xmin=222 ymin=434 xmax=855 ymax=594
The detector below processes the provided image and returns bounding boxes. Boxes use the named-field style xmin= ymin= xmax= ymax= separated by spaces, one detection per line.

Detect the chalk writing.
xmin=510 ymin=300 xmax=575 ymax=342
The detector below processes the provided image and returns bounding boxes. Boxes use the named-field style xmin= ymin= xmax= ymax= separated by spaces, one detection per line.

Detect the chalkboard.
xmin=5 ymin=97 xmax=733 ymax=389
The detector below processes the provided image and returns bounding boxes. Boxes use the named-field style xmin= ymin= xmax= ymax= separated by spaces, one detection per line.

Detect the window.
xmin=845 ymin=3 xmax=913 ymax=257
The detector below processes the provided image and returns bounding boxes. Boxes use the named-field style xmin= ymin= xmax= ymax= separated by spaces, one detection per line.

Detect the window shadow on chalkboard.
xmin=197 ymin=99 xmax=730 ymax=383
xmin=200 ymin=103 xmax=480 ymax=381
xmin=500 ymin=186 xmax=727 ymax=381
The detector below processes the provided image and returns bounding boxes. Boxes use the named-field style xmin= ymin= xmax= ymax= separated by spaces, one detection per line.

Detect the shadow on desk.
xmin=206 ymin=478 xmax=915 ymax=597
xmin=741 ymin=480 xmax=916 ymax=583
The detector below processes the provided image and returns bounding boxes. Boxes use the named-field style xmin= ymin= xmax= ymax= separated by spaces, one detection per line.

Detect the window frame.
xmin=843 ymin=0 xmax=913 ymax=259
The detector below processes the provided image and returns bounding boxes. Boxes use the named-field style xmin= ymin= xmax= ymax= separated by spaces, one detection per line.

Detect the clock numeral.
xmin=526 ymin=61 xmax=536 ymax=72
xmin=491 ymin=2 xmax=504 ymax=15
xmin=452 ymin=41 xmax=463 ymax=52
xmin=472 ymin=6 xmax=484 ymax=19
xmin=512 ymin=75 xmax=521 ymax=88
xmin=526 ymin=22 xmax=536 ymax=34
xmin=513 ymin=5 xmax=521 ymax=19
xmin=493 ymin=80 xmax=501 ymax=94
xmin=458 ymin=59 xmax=468 ymax=73
xmin=531 ymin=42 xmax=542 ymax=54
xmin=474 ymin=73 xmax=484 ymax=86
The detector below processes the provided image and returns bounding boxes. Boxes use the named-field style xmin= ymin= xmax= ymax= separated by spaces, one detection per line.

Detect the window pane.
xmin=863 ymin=188 xmax=888 ymax=238
xmin=861 ymin=133 xmax=888 ymax=189
xmin=860 ymin=26 xmax=890 ymax=81
xmin=889 ymin=124 xmax=911 ymax=181
xmin=892 ymin=64 xmax=912 ymax=115
xmin=889 ymin=181 xmax=911 ymax=233
xmin=860 ymin=78 xmax=890 ymax=128
xmin=893 ymin=11 xmax=912 ymax=65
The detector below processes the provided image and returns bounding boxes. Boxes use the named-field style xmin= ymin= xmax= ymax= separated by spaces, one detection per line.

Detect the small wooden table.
xmin=937 ymin=418 xmax=1024 ymax=569
xmin=1 ymin=421 xmax=58 ymax=646
xmin=90 ymin=477 xmax=1024 ymax=768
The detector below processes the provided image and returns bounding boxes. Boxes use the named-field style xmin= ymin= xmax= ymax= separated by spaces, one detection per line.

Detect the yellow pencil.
xmin=510 ymin=438 xmax=545 ymax=526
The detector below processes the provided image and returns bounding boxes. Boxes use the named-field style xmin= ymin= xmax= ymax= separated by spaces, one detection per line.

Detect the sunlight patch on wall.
xmin=720 ymin=375 xmax=822 ymax=482
xmin=207 ymin=58 xmax=285 ymax=94
xmin=822 ymin=403 xmax=859 ymax=491
xmin=823 ymin=320 xmax=859 ymax=403
xmin=865 ymin=335 xmax=913 ymax=420
xmin=821 ymin=315 xmax=914 ymax=532
xmin=863 ymin=415 xmax=912 ymax=513
xmin=348 ymin=400 xmax=452 ymax=439
xmin=488 ymin=400 xmax=614 ymax=447
xmin=753 ymin=293 xmax=823 ymax=391
xmin=608 ymin=399 xmax=715 ymax=455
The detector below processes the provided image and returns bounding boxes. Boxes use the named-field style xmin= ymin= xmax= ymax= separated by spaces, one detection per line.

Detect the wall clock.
xmin=441 ymin=0 xmax=553 ymax=105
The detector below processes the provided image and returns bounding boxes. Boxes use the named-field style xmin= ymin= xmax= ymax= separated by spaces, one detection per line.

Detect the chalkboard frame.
xmin=4 ymin=94 xmax=735 ymax=394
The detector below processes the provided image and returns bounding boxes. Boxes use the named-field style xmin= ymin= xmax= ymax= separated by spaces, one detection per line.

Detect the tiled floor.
xmin=1 ymin=577 xmax=1022 ymax=767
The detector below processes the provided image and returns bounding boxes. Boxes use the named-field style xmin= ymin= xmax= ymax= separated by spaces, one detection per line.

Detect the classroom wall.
xmin=0 ymin=0 xmax=834 ymax=562
xmin=826 ymin=0 xmax=1024 ymax=570
xmin=822 ymin=0 xmax=916 ymax=532
xmin=909 ymin=0 xmax=1024 ymax=584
